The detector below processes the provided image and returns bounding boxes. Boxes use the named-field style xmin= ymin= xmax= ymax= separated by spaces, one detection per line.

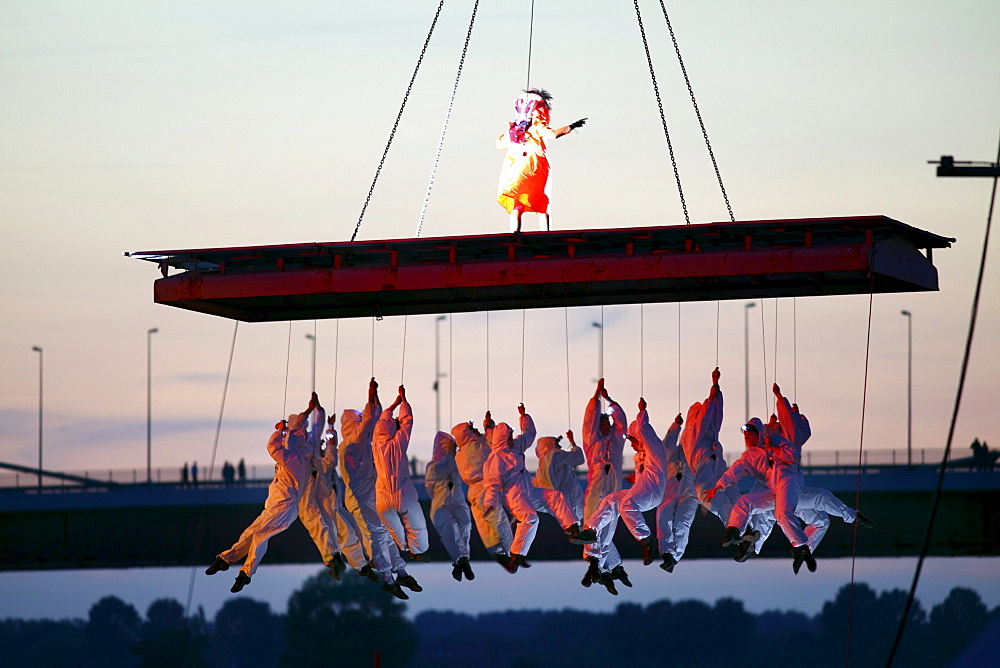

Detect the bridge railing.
xmin=0 ymin=446 xmax=993 ymax=492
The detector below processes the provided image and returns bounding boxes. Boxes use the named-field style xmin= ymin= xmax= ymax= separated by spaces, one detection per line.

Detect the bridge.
xmin=2 ymin=457 xmax=996 ymax=572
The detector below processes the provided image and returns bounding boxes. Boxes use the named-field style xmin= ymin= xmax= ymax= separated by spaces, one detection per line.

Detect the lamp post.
xmin=744 ymin=302 xmax=755 ymax=422
xmin=147 ymin=328 xmax=158 ymax=483
xmin=434 ymin=315 xmax=447 ymax=432
xmin=305 ymin=333 xmax=316 ymax=394
xmin=901 ymin=310 xmax=912 ymax=467
xmin=32 ymin=346 xmax=43 ymax=489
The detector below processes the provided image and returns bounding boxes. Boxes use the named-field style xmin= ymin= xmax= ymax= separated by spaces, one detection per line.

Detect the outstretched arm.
xmin=555 ymin=118 xmax=587 ymax=138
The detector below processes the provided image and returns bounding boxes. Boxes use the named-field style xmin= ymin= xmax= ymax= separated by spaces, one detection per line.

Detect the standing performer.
xmin=496 ymin=88 xmax=586 ymax=232
xmin=425 ymin=431 xmax=475 ymax=581
xmin=655 ymin=412 xmax=698 ymax=573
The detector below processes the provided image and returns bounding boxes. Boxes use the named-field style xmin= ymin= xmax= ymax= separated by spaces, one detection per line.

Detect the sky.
xmin=1 ymin=0 xmax=998 ymax=619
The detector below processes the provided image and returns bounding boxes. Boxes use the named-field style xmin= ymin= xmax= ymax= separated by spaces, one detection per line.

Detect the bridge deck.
xmin=126 ymin=216 xmax=953 ymax=322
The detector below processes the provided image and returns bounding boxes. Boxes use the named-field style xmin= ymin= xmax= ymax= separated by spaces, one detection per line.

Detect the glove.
xmin=570 ymin=118 xmax=587 ymax=130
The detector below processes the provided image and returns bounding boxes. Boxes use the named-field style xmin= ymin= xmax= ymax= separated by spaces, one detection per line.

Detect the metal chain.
xmin=416 ymin=0 xmax=480 ymax=237
xmin=658 ymin=0 xmax=735 ymax=221
xmin=351 ymin=0 xmax=445 ymax=242
xmin=633 ymin=0 xmax=689 ymax=224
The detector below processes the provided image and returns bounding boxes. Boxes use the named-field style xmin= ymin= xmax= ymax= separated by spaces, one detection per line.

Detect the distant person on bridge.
xmin=424 ymin=431 xmax=474 ymax=581
xmin=496 ymin=88 xmax=586 ymax=233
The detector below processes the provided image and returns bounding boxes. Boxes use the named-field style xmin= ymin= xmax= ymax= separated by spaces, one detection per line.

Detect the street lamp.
xmin=434 ymin=315 xmax=447 ymax=432
xmin=32 ymin=346 xmax=43 ymax=489
xmin=305 ymin=333 xmax=316 ymax=394
xmin=147 ymin=328 xmax=158 ymax=483
xmin=744 ymin=302 xmax=756 ymax=422
xmin=901 ymin=310 xmax=912 ymax=467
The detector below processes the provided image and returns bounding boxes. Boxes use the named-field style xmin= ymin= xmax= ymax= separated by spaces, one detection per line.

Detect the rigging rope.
xmin=521 ymin=309 xmax=526 ymax=403
xmin=632 ymin=0 xmax=690 ymax=225
xmin=772 ymin=299 xmax=779 ymax=415
xmin=656 ymin=0 xmax=735 ymax=221
xmin=371 ymin=317 xmax=376 ymax=379
xmin=677 ymin=302 xmax=681 ymax=414
xmin=282 ymin=321 xmax=292 ymax=415
xmin=526 ymin=0 xmax=535 ymax=89
xmin=565 ymin=307 xmax=572 ymax=427
xmin=415 ymin=0 xmax=480 ymax=237
xmin=486 ymin=311 xmax=491 ymax=410
xmin=449 ymin=314 xmax=453 ymax=428
xmin=640 ymin=303 xmax=645 ymax=396
xmin=351 ymin=0 xmax=445 ymax=242
xmin=184 ymin=321 xmax=239 ymax=618
xmin=400 ymin=315 xmax=409 ymax=385
xmin=333 ymin=320 xmax=340 ymax=411
xmin=846 ymin=275 xmax=875 ymax=666
xmin=886 ymin=131 xmax=1000 ymax=666
xmin=793 ymin=297 xmax=798 ymax=402
xmin=757 ymin=297 xmax=768 ymax=418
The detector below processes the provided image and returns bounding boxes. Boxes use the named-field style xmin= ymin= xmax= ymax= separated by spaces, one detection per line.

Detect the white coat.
xmin=425 ymin=432 xmax=473 ymax=562
xmin=483 ymin=415 xmax=538 ymax=557
xmin=373 ymin=399 xmax=429 ymax=555
xmin=656 ymin=419 xmax=699 ymax=560
xmin=452 ymin=421 xmax=512 ymax=555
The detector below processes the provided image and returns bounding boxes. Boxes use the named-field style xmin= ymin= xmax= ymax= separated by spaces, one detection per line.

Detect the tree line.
xmin=2 ymin=571 xmax=995 ymax=667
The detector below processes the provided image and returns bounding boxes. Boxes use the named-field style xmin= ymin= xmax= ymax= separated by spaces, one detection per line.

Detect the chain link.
xmin=658 ymin=0 xmax=735 ymax=221
xmin=633 ymin=0 xmax=689 ymax=225
xmin=351 ymin=1 xmax=445 ymax=242
xmin=416 ymin=0 xmax=480 ymax=238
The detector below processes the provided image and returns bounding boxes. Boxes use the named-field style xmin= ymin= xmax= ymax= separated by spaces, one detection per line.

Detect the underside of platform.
xmin=126 ymin=216 xmax=953 ymax=322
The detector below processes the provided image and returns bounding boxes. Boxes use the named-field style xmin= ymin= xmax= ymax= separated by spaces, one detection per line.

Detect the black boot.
xmin=231 ymin=571 xmax=251 ymax=593
xmin=459 ymin=556 xmax=475 ymax=581
xmin=205 ymin=556 xmax=229 ymax=576
xmin=660 ymin=553 xmax=677 ymax=573
xmin=639 ymin=537 xmax=656 ymax=565
xmin=610 ymin=565 xmax=632 ymax=587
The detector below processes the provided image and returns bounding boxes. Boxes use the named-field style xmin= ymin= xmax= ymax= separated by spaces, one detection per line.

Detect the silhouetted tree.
xmin=132 ymin=598 xmax=209 ymax=667
xmin=928 ymin=587 xmax=989 ymax=664
xmin=280 ymin=570 xmax=416 ymax=667
xmin=818 ymin=583 xmax=927 ymax=667
xmin=212 ymin=597 xmax=286 ymax=667
xmin=84 ymin=596 xmax=142 ymax=667
xmin=0 ymin=618 xmax=85 ymax=666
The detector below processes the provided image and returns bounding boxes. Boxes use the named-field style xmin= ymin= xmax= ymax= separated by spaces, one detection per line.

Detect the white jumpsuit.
xmin=533 ymin=436 xmax=585 ymax=529
xmin=340 ymin=400 xmax=407 ymax=584
xmin=680 ymin=383 xmax=739 ymax=522
xmin=424 ymin=432 xmax=473 ymax=563
xmin=219 ymin=416 xmax=312 ymax=576
xmin=715 ymin=417 xmax=808 ymax=548
xmin=656 ymin=419 xmax=699 ymax=562
xmin=585 ymin=409 xmax=667 ymax=571
xmin=452 ymin=422 xmax=513 ymax=555
xmin=582 ymin=398 xmax=627 ymax=521
xmin=296 ymin=406 xmax=342 ymax=565
xmin=483 ymin=416 xmax=538 ymax=557
xmin=373 ymin=399 xmax=429 ymax=556
xmin=320 ymin=423 xmax=368 ymax=570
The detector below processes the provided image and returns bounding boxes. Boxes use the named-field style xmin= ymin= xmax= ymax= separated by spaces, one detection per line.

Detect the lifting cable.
xmin=486 ymin=311 xmax=491 ymax=410
xmin=632 ymin=0 xmax=690 ymax=225
xmin=184 ymin=321 xmax=240 ymax=618
xmin=525 ymin=0 xmax=535 ymax=89
xmin=415 ymin=0 xmax=481 ymax=237
xmin=400 ymin=315 xmax=409 ymax=385
xmin=520 ymin=309 xmax=526 ymax=404
xmin=676 ymin=303 xmax=681 ymax=414
xmin=351 ymin=0 xmax=445 ymax=242
xmin=640 ymin=303 xmax=645 ymax=396
xmin=449 ymin=314 xmax=454 ymax=429
xmin=772 ymin=300 xmax=779 ymax=416
xmin=370 ymin=316 xmax=376 ymax=379
xmin=656 ymin=0 xmax=735 ymax=221
xmin=757 ymin=297 xmax=768 ymax=417
xmin=282 ymin=321 xmax=293 ymax=415
xmin=332 ymin=320 xmax=340 ymax=411
xmin=793 ymin=298 xmax=798 ymax=402
xmin=886 ymin=132 xmax=1000 ymax=666
xmin=846 ymin=275 xmax=875 ymax=666
xmin=564 ymin=307 xmax=572 ymax=428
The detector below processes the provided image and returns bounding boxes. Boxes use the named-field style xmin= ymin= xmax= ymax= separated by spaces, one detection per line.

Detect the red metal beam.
xmin=126 ymin=216 xmax=953 ymax=322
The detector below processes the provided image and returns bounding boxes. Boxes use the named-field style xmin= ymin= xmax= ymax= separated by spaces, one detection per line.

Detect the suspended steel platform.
xmin=126 ymin=216 xmax=953 ymax=322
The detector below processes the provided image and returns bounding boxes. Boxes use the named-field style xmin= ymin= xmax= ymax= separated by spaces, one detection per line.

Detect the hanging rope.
xmin=333 ymin=320 xmax=340 ymax=411
xmin=757 ymin=297 xmax=768 ymax=418
xmin=520 ymin=309 xmax=526 ymax=403
xmin=282 ymin=321 xmax=292 ymax=415
xmin=846 ymin=275 xmax=875 ymax=666
xmin=632 ymin=0 xmax=689 ymax=224
xmin=565 ymin=307 xmax=572 ymax=427
xmin=449 ymin=313 xmax=454 ymax=428
xmin=526 ymin=0 xmax=535 ymax=89
xmin=415 ymin=0 xmax=480 ymax=237
xmin=793 ymin=297 xmax=798 ymax=402
xmin=886 ymin=131 xmax=1000 ymax=666
xmin=184 ymin=321 xmax=239 ymax=617
xmin=351 ymin=1 xmax=445 ymax=242
xmin=640 ymin=303 xmax=645 ymax=396
xmin=400 ymin=315 xmax=409 ymax=385
xmin=676 ymin=302 xmax=681 ymax=414
xmin=370 ymin=316 xmax=376 ymax=379
xmin=715 ymin=301 xmax=721 ymax=367
xmin=772 ymin=299 xmax=779 ymax=415
xmin=656 ymin=0 xmax=735 ymax=221
xmin=486 ymin=311 xmax=491 ymax=410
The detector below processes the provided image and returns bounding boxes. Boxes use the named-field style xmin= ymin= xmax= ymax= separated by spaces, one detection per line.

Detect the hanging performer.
xmin=483 ymin=404 xmax=538 ymax=573
xmin=579 ymin=397 xmax=670 ymax=595
xmin=533 ymin=431 xmax=589 ymax=541
xmin=578 ymin=378 xmax=629 ymax=589
xmin=738 ymin=384 xmax=875 ymax=561
xmin=496 ymin=88 xmax=587 ymax=233
xmin=425 ymin=431 xmax=475 ymax=581
xmin=372 ymin=385 xmax=430 ymax=566
xmin=705 ymin=417 xmax=816 ymax=574
xmin=655 ymin=412 xmax=699 ymax=573
xmin=681 ymin=368 xmax=741 ymax=521
xmin=321 ymin=413 xmax=377 ymax=579
xmin=340 ymin=378 xmax=417 ymax=600
xmin=451 ymin=413 xmax=514 ymax=562
xmin=205 ymin=395 xmax=320 ymax=593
